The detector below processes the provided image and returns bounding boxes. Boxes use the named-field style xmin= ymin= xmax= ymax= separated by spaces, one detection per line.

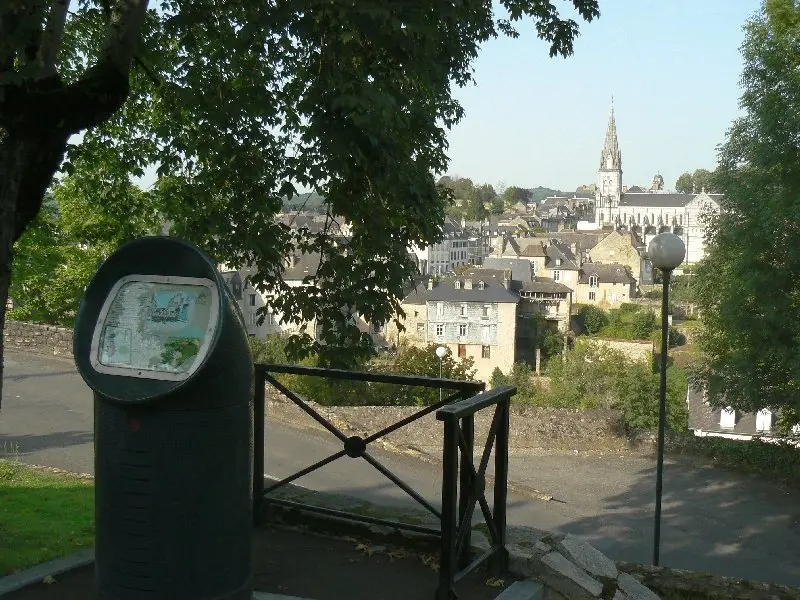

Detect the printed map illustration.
xmin=97 ymin=280 xmax=214 ymax=375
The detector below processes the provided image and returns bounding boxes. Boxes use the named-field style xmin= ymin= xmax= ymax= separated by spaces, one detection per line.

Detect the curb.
xmin=0 ymin=549 xmax=94 ymax=596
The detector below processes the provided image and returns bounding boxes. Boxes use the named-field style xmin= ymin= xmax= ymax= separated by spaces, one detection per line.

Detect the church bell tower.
xmin=595 ymin=102 xmax=623 ymax=225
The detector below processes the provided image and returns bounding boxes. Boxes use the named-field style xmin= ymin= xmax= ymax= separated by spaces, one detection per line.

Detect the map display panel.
xmin=93 ymin=277 xmax=218 ymax=379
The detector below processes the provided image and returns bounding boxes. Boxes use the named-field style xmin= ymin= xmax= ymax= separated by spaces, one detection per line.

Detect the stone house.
xmin=482 ymin=257 xmax=572 ymax=333
xmin=588 ymin=229 xmax=652 ymax=288
xmin=220 ymin=269 xmax=280 ymax=337
xmin=390 ymin=270 xmax=519 ymax=381
xmin=493 ymin=237 xmax=582 ymax=291
xmin=574 ymin=263 xmax=636 ymax=308
xmin=411 ymin=216 xmax=480 ymax=276
xmin=687 ymin=385 xmax=800 ymax=441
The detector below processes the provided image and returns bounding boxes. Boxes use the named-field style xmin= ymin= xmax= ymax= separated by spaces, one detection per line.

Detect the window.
xmin=458 ymin=344 xmax=466 ymax=358
xmin=266 ymin=311 xmax=275 ymax=326
xmin=437 ymin=302 xmax=444 ymax=316
xmin=436 ymin=324 xmax=444 ymax=337
xmin=250 ymin=313 xmax=259 ymax=326
xmin=589 ymin=292 xmax=596 ymax=301
xmin=460 ymin=303 xmax=467 ymax=317
xmin=555 ymin=258 xmax=562 ymax=266
xmin=454 ymin=280 xmax=461 ymax=289
xmin=482 ymin=304 xmax=490 ymax=318
xmin=720 ymin=408 xmax=736 ymax=429
xmin=249 ymin=294 xmax=256 ymax=306
xmin=756 ymin=409 xmax=772 ymax=432
xmin=589 ymin=275 xmax=598 ymax=288
xmin=553 ymin=270 xmax=561 ymax=281
xmin=477 ymin=281 xmax=485 ymax=290
xmin=416 ymin=323 xmax=425 ymax=333
xmin=459 ymin=323 xmax=467 ymax=337
xmin=482 ymin=345 xmax=491 ymax=359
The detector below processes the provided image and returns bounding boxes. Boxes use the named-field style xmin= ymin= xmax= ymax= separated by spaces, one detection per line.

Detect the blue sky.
xmin=444 ymin=0 xmax=759 ymax=192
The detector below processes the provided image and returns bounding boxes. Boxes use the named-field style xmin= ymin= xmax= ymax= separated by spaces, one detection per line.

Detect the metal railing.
xmin=251 ymin=363 xmax=516 ymax=600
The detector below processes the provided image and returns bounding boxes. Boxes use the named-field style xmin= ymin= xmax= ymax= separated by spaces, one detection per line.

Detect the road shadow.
xmin=556 ymin=454 xmax=800 ymax=586
xmin=4 ymin=370 xmax=76 ymax=382
xmin=0 ymin=431 xmax=94 ymax=457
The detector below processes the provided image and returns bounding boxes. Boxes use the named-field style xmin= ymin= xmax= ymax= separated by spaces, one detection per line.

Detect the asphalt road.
xmin=2 ymin=351 xmax=800 ymax=587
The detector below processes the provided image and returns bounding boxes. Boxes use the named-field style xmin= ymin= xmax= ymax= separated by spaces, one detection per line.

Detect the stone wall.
xmin=267 ymin=393 xmax=627 ymax=452
xmin=3 ymin=320 xmax=73 ymax=359
xmin=581 ymin=337 xmax=653 ymax=362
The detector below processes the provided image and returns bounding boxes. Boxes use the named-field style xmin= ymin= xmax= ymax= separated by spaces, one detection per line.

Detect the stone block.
xmin=557 ymin=534 xmax=617 ymax=579
xmin=508 ymin=548 xmax=538 ymax=576
xmin=536 ymin=551 xmax=603 ymax=600
xmin=495 ymin=579 xmax=544 ymax=600
xmin=617 ymin=573 xmax=660 ymax=600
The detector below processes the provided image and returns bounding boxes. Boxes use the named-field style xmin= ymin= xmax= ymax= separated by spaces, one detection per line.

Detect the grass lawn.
xmin=0 ymin=459 xmax=94 ymax=576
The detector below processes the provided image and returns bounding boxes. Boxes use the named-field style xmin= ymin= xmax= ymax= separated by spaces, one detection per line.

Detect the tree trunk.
xmin=0 ymin=129 xmax=70 ymax=411
xmin=0 ymin=0 xmax=151 ymax=412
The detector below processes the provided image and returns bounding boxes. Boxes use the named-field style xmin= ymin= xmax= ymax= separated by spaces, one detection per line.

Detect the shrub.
xmin=618 ymin=302 xmax=641 ymax=315
xmin=630 ymin=310 xmax=657 ymax=339
xmin=577 ymin=305 xmax=608 ymax=334
xmin=678 ymin=437 xmax=800 ymax=484
xmin=614 ymin=362 xmax=688 ymax=431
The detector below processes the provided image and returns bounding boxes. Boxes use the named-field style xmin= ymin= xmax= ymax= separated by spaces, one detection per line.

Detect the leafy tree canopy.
xmin=0 ymin=0 xmax=599 ymax=405
xmin=674 ymin=168 xmax=719 ymax=194
xmin=694 ymin=0 xmax=800 ymax=420
xmin=10 ymin=177 xmax=160 ymax=326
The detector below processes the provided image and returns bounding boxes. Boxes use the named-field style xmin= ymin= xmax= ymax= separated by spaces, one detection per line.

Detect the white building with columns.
xmin=583 ymin=104 xmax=722 ymax=265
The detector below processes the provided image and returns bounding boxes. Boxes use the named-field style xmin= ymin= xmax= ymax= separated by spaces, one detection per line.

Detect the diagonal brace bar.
xmin=361 ymin=452 xmax=442 ymax=519
xmin=264 ymin=372 xmax=348 ymax=443
xmin=364 ymin=390 xmax=463 ymax=444
xmin=263 ymin=449 xmax=348 ymax=494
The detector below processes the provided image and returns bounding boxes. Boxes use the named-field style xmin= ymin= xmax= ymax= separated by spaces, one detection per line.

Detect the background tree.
xmin=692 ymin=168 xmax=718 ymax=193
xmin=675 ymin=172 xmax=694 ymax=194
xmin=0 ymin=0 xmax=599 ymax=405
xmin=501 ymin=185 xmax=533 ymax=208
xmin=674 ymin=168 xmax=719 ymax=193
xmin=693 ymin=0 xmax=800 ymax=423
xmin=10 ymin=177 xmax=159 ymax=326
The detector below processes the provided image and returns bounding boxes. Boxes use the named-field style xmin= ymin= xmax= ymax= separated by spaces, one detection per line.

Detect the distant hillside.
xmin=528 ymin=186 xmax=570 ymax=204
xmin=284 ymin=191 xmax=326 ymax=212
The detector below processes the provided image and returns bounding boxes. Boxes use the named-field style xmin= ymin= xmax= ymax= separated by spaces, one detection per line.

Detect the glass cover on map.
xmin=96 ymin=280 xmax=215 ymax=375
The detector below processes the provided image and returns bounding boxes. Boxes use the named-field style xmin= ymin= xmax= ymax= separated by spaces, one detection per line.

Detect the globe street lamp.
xmin=435 ymin=345 xmax=447 ymax=402
xmin=647 ymin=232 xmax=686 ymax=567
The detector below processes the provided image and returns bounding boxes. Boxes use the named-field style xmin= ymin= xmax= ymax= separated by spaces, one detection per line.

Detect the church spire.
xmin=600 ymin=102 xmax=622 ymax=171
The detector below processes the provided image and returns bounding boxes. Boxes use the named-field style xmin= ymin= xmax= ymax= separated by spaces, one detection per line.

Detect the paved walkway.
xmin=4 ymin=525 xmax=504 ymax=600
xmin=3 ymin=351 xmax=800 ymax=586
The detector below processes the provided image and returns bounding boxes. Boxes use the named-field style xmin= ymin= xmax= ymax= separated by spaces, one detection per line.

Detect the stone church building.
xmin=584 ymin=105 xmax=722 ymax=264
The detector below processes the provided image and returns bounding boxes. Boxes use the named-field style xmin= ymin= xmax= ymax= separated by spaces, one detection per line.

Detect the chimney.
xmin=502 ymin=269 xmax=511 ymax=289
xmin=570 ymin=242 xmax=577 ymax=255
xmin=464 ymin=278 xmax=473 ymax=290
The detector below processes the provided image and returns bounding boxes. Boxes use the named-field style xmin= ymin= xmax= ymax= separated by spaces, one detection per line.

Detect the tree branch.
xmin=133 ymin=52 xmax=161 ymax=87
xmin=38 ymin=0 xmax=71 ymax=75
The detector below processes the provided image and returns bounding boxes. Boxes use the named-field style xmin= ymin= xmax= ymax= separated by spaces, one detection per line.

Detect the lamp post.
xmin=435 ymin=345 xmax=447 ymax=403
xmin=647 ymin=232 xmax=686 ymax=567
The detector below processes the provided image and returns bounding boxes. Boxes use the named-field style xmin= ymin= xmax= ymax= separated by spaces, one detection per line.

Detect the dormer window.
xmin=477 ymin=281 xmax=485 ymax=290
xmin=589 ymin=275 xmax=598 ymax=288
xmin=454 ymin=280 xmax=461 ymax=289
xmin=555 ymin=258 xmax=562 ymax=266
